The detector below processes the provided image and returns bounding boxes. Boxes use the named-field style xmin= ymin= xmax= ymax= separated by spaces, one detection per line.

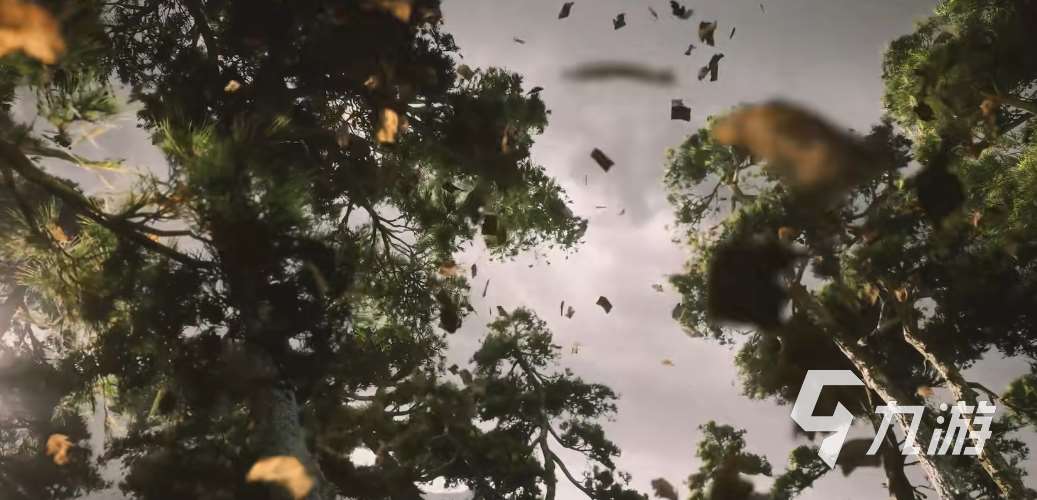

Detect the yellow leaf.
xmin=245 ymin=456 xmax=314 ymax=500
xmin=894 ymin=287 xmax=909 ymax=303
xmin=661 ymin=359 xmax=674 ymax=367
xmin=375 ymin=0 xmax=412 ymax=23
xmin=777 ymin=226 xmax=797 ymax=241
xmin=46 ymin=223 xmax=68 ymax=243
xmin=224 ymin=80 xmax=242 ymax=93
xmin=862 ymin=283 xmax=880 ymax=306
xmin=376 ymin=108 xmax=399 ymax=144
xmin=363 ymin=75 xmax=380 ymax=90
xmin=45 ymin=434 xmax=72 ymax=465
xmin=0 ymin=0 xmax=65 ymax=64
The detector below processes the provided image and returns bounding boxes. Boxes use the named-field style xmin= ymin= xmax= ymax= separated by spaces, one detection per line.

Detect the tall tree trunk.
xmin=249 ymin=373 xmax=325 ymax=500
xmin=901 ymin=325 xmax=1026 ymax=498
xmin=790 ymin=286 xmax=959 ymax=499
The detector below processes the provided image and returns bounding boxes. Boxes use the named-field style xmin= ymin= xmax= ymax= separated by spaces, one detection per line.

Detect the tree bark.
xmin=249 ymin=374 xmax=325 ymax=500
xmin=789 ymin=286 xmax=959 ymax=499
xmin=901 ymin=325 xmax=1026 ymax=499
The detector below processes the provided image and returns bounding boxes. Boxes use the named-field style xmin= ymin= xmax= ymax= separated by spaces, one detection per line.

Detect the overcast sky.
xmin=436 ymin=1 xmax=1035 ymax=499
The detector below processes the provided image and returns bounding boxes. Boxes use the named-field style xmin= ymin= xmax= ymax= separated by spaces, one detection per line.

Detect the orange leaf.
xmin=245 ymin=456 xmax=314 ymax=500
xmin=376 ymin=108 xmax=399 ymax=144
xmin=223 ymin=80 xmax=242 ymax=93
xmin=894 ymin=287 xmax=909 ymax=303
xmin=777 ymin=226 xmax=797 ymax=241
xmin=46 ymin=223 xmax=68 ymax=243
xmin=46 ymin=434 xmax=72 ymax=465
xmin=375 ymin=0 xmax=412 ymax=23
xmin=0 ymin=0 xmax=65 ymax=64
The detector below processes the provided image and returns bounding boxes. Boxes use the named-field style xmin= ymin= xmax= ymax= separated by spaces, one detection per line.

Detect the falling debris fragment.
xmin=729 ymin=27 xmax=736 ymax=39
xmin=916 ymin=386 xmax=935 ymax=398
xmin=698 ymin=53 xmax=724 ymax=82
xmin=46 ymin=434 xmax=72 ymax=465
xmin=560 ymin=300 xmax=565 ymax=316
xmin=224 ymin=80 xmax=242 ymax=93
xmin=618 ymin=208 xmax=626 ymax=215
xmin=894 ymin=287 xmax=909 ymax=303
xmin=595 ymin=205 xmax=608 ymax=209
xmin=613 ymin=13 xmax=626 ymax=30
xmin=482 ymin=279 xmax=490 ymax=297
xmin=671 ymin=99 xmax=691 ymax=121
xmin=565 ymin=305 xmax=576 ymax=318
xmin=661 ymin=359 xmax=675 ymax=367
xmin=558 ymin=2 xmax=574 ymax=19
xmin=513 ymin=37 xmax=526 ymax=44
xmin=571 ymin=342 xmax=582 ymax=354
xmin=596 ymin=296 xmax=613 ymax=313
xmin=496 ymin=305 xmax=509 ymax=317
xmin=670 ymin=1 xmax=693 ymax=19
xmin=590 ymin=148 xmax=615 ymax=172
xmin=698 ymin=21 xmax=717 ymax=46
xmin=684 ymin=43 xmax=695 ymax=55
xmin=376 ymin=108 xmax=400 ymax=143
xmin=471 ymin=263 xmax=478 ymax=277
xmin=651 ymin=284 xmax=664 ymax=293
xmin=563 ymin=62 xmax=675 ymax=85
xmin=760 ymin=3 xmax=765 ymax=13
xmin=649 ymin=7 xmax=658 ymax=20
xmin=671 ymin=302 xmax=684 ymax=320
xmin=707 ymin=240 xmax=795 ymax=328
xmin=0 ymin=0 xmax=65 ymax=63
xmin=246 ymin=456 xmax=314 ymax=500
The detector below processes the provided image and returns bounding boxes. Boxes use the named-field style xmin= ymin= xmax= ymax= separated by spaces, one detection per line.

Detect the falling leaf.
xmin=710 ymin=102 xmax=878 ymax=192
xmin=651 ymin=284 xmax=664 ymax=293
xmin=46 ymin=223 xmax=68 ymax=243
xmin=651 ymin=478 xmax=678 ymax=500
xmin=916 ymin=386 xmax=935 ymax=398
xmin=224 ymin=80 xmax=242 ymax=93
xmin=482 ymin=279 xmax=490 ymax=297
xmin=661 ymin=359 xmax=675 ymax=367
xmin=915 ymin=165 xmax=964 ymax=223
xmin=649 ymin=7 xmax=659 ymax=20
xmin=373 ymin=0 xmax=412 ymax=23
xmin=970 ymin=210 xmax=982 ymax=228
xmin=590 ymin=148 xmax=614 ymax=172
xmin=671 ymin=99 xmax=691 ymax=121
xmin=46 ymin=434 xmax=72 ymax=465
xmin=671 ymin=302 xmax=684 ymax=321
xmin=470 ymin=263 xmax=478 ymax=278
xmin=697 ymin=53 xmax=724 ymax=82
xmin=669 ymin=1 xmax=693 ymax=20
xmin=571 ymin=342 xmax=581 ymax=354
xmin=683 ymin=43 xmax=695 ymax=56
xmin=363 ymin=75 xmax=381 ymax=90
xmin=862 ymin=283 xmax=880 ymax=306
xmin=246 ymin=456 xmax=314 ymax=499
xmin=707 ymin=240 xmax=795 ymax=328
xmin=729 ymin=26 xmax=736 ymax=39
xmin=894 ymin=287 xmax=909 ymax=303
xmin=698 ymin=21 xmax=717 ymax=46
xmin=565 ymin=305 xmax=575 ymax=318
xmin=0 ymin=0 xmax=65 ymax=63
xmin=596 ymin=296 xmax=613 ymax=313
xmin=563 ymin=62 xmax=675 ymax=85
xmin=376 ymin=108 xmax=399 ymax=144
xmin=613 ymin=13 xmax=626 ymax=30
xmin=558 ymin=2 xmax=574 ymax=19
xmin=513 ymin=37 xmax=526 ymax=44
xmin=619 ymin=208 xmax=626 ymax=215
xmin=438 ymin=260 xmax=459 ymax=277
xmin=777 ymin=226 xmax=797 ymax=241
xmin=436 ymin=290 xmax=461 ymax=333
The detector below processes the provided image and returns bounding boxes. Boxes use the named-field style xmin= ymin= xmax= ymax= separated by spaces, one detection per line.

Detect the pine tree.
xmin=0 ymin=1 xmax=646 ymax=499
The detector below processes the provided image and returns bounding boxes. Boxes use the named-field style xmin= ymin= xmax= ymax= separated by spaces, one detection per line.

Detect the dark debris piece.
xmin=670 ymin=1 xmax=693 ymax=19
xmin=698 ymin=53 xmax=724 ymax=82
xmin=671 ymin=99 xmax=691 ymax=121
xmin=471 ymin=263 xmax=477 ymax=277
xmin=916 ymin=166 xmax=964 ymax=223
xmin=613 ymin=13 xmax=626 ymax=29
xmin=729 ymin=26 xmax=736 ymax=39
xmin=513 ymin=37 xmax=526 ymax=44
xmin=649 ymin=7 xmax=659 ymax=19
xmin=558 ymin=2 xmax=574 ymax=19
xmin=590 ymin=148 xmax=615 ymax=172
xmin=706 ymin=239 xmax=796 ymax=329
xmin=565 ymin=305 xmax=575 ymax=318
xmin=563 ymin=62 xmax=675 ymax=85
xmin=699 ymin=21 xmax=717 ymax=46
xmin=482 ymin=279 xmax=490 ymax=297
xmin=684 ymin=43 xmax=695 ymax=55
xmin=496 ymin=305 xmax=509 ymax=317
xmin=596 ymin=296 xmax=613 ymax=313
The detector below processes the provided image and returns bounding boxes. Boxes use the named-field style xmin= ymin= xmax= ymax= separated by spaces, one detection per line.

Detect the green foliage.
xmin=687 ymin=422 xmax=771 ymax=500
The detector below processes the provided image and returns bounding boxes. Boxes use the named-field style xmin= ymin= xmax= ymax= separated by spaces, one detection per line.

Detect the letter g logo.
xmin=790 ymin=370 xmax=864 ymax=468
